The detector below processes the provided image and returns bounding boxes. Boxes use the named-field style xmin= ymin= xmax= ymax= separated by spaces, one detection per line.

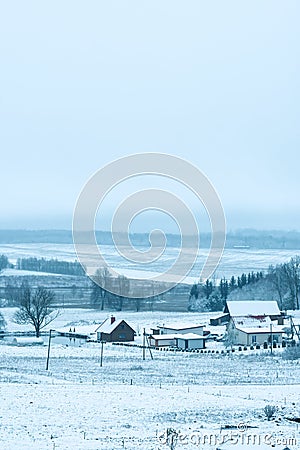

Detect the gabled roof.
xmin=150 ymin=333 xmax=206 ymax=341
xmin=157 ymin=323 xmax=204 ymax=331
xmin=95 ymin=319 xmax=135 ymax=334
xmin=224 ymin=301 xmax=280 ymax=317
xmin=235 ymin=326 xmax=284 ymax=334
xmin=175 ymin=333 xmax=206 ymax=340
xmin=150 ymin=334 xmax=178 ymax=340
xmin=233 ymin=316 xmax=272 ymax=328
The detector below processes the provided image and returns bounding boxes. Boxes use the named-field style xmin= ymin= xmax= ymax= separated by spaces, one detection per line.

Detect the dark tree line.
xmin=0 ymin=254 xmax=12 ymax=271
xmin=189 ymin=256 xmax=300 ymax=312
xmin=16 ymin=257 xmax=85 ymax=276
xmin=189 ymin=270 xmax=264 ymax=312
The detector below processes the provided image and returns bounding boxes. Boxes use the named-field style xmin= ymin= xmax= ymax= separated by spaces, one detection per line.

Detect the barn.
xmin=96 ymin=316 xmax=135 ymax=343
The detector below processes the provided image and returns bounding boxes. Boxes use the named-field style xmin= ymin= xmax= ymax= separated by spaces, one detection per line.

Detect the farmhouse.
xmin=224 ymin=300 xmax=283 ymax=321
xmin=211 ymin=300 xmax=283 ymax=326
xmin=95 ymin=316 xmax=135 ymax=343
xmin=227 ymin=315 xmax=284 ymax=346
xmin=225 ymin=301 xmax=285 ymax=346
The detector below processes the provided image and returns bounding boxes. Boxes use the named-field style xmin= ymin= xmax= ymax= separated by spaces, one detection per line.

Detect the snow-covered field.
xmin=0 ymin=309 xmax=300 ymax=449
xmin=0 ymin=243 xmax=298 ymax=282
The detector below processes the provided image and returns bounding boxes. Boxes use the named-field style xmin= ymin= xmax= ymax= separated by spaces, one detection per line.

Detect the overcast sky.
xmin=0 ymin=1 xmax=299 ymax=232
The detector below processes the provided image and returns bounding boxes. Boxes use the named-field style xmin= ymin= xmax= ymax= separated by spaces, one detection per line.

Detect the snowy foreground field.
xmin=0 ymin=309 xmax=300 ymax=450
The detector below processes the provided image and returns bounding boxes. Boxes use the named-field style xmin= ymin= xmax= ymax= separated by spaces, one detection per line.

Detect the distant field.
xmin=0 ymin=243 xmax=298 ymax=281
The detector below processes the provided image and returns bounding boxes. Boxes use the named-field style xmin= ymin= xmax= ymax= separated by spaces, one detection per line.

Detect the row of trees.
xmin=90 ymin=268 xmax=162 ymax=312
xmin=0 ymin=254 xmax=11 ymax=271
xmin=189 ymin=271 xmax=264 ymax=312
xmin=16 ymin=257 xmax=85 ymax=276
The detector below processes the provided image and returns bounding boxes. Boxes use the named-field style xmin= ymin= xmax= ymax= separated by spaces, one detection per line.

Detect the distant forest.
xmin=16 ymin=257 xmax=85 ymax=276
xmin=0 ymin=229 xmax=300 ymax=249
xmin=189 ymin=256 xmax=300 ymax=313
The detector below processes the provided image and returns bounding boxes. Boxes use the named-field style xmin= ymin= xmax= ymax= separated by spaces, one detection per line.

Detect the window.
xmin=119 ymin=333 xmax=126 ymax=339
xmin=251 ymin=335 xmax=256 ymax=344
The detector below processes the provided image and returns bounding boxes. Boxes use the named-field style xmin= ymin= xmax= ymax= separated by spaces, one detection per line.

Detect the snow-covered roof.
xmin=236 ymin=326 xmax=284 ymax=334
xmin=150 ymin=333 xmax=205 ymax=341
xmin=95 ymin=319 xmax=135 ymax=334
xmin=233 ymin=316 xmax=272 ymax=328
xmin=175 ymin=333 xmax=205 ymax=340
xmin=150 ymin=334 xmax=178 ymax=340
xmin=157 ymin=323 xmax=204 ymax=331
xmin=225 ymin=301 xmax=280 ymax=317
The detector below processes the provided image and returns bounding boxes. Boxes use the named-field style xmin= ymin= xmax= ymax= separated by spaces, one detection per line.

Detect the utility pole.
xmin=142 ymin=328 xmax=153 ymax=360
xmin=270 ymin=323 xmax=273 ymax=355
xmin=100 ymin=340 xmax=105 ymax=367
xmin=143 ymin=328 xmax=146 ymax=361
xmin=145 ymin=333 xmax=153 ymax=360
xmin=46 ymin=329 xmax=54 ymax=370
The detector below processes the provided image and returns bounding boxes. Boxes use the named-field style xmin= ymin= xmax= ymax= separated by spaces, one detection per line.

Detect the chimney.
xmin=111 ymin=315 xmax=116 ymax=324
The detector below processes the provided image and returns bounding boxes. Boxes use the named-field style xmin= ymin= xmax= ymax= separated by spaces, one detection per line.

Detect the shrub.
xmin=282 ymin=346 xmax=300 ymax=360
xmin=264 ymin=405 xmax=276 ymax=421
xmin=256 ymin=344 xmax=260 ymax=349
xmin=263 ymin=342 xmax=268 ymax=349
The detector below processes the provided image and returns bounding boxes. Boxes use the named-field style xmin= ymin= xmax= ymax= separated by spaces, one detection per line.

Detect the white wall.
xmin=177 ymin=338 xmax=204 ymax=350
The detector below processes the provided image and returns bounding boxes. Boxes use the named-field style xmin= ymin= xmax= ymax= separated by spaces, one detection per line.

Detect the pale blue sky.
xmin=0 ymin=1 xmax=299 ymax=231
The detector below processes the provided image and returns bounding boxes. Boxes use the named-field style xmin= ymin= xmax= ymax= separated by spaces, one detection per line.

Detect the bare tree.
xmin=268 ymin=264 xmax=287 ymax=310
xmin=0 ymin=311 xmax=6 ymax=330
xmin=90 ymin=268 xmax=111 ymax=310
xmin=283 ymin=257 xmax=300 ymax=309
xmin=14 ymin=286 xmax=58 ymax=337
xmin=110 ymin=275 xmax=130 ymax=311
